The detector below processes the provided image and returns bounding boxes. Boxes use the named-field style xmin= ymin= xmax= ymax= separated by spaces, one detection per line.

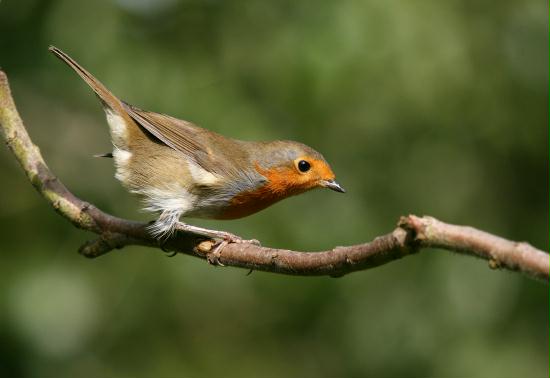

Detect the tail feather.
xmin=49 ymin=46 xmax=123 ymax=113
xmin=93 ymin=152 xmax=113 ymax=158
xmin=49 ymin=46 xmax=143 ymax=152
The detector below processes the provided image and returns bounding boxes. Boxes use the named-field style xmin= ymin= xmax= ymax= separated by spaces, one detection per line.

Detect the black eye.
xmin=297 ymin=160 xmax=311 ymax=173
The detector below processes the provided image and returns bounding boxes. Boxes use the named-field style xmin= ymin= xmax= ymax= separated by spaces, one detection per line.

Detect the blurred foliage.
xmin=0 ymin=0 xmax=548 ymax=377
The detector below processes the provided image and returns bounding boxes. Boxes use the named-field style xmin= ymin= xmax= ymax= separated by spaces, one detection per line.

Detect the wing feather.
xmin=122 ymin=103 xmax=243 ymax=178
xmin=122 ymin=102 xmax=205 ymax=158
xmin=121 ymin=103 xmax=265 ymax=194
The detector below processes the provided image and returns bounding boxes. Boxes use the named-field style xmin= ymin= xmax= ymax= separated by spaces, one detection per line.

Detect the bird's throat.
xmin=216 ymin=165 xmax=314 ymax=219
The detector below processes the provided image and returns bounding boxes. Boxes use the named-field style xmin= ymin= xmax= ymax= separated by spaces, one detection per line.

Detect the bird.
xmin=49 ymin=46 xmax=345 ymax=255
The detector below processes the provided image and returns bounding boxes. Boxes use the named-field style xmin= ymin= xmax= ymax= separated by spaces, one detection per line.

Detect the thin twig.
xmin=0 ymin=70 xmax=547 ymax=282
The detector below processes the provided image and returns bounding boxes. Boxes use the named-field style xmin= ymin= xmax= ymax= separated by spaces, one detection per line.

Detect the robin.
xmin=50 ymin=47 xmax=345 ymax=256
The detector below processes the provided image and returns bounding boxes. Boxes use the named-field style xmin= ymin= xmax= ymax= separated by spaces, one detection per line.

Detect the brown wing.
xmin=122 ymin=102 xmax=207 ymax=157
xmin=122 ymin=103 xmax=248 ymax=178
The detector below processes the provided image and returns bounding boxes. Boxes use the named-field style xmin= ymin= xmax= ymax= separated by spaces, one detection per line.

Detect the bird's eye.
xmin=297 ymin=160 xmax=311 ymax=173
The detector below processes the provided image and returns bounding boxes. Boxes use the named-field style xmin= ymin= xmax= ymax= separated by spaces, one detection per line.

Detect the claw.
xmin=159 ymin=240 xmax=178 ymax=257
xmin=207 ymin=240 xmax=227 ymax=266
xmin=221 ymin=233 xmax=261 ymax=246
xmin=204 ymin=233 xmax=260 ymax=267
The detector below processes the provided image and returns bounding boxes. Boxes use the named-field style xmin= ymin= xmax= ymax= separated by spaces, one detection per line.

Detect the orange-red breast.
xmin=50 ymin=46 xmax=344 ymax=243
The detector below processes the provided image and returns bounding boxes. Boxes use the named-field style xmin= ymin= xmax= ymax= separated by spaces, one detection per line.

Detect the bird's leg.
xmin=173 ymin=222 xmax=241 ymax=241
xmin=173 ymin=222 xmax=260 ymax=266
xmin=173 ymin=222 xmax=260 ymax=244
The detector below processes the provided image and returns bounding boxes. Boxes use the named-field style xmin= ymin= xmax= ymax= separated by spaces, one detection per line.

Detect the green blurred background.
xmin=0 ymin=0 xmax=548 ymax=377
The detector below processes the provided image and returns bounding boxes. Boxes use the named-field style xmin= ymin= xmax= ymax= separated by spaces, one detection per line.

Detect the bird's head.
xmin=254 ymin=141 xmax=345 ymax=196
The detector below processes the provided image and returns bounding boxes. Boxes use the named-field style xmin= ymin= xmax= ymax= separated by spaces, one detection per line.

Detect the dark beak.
xmin=322 ymin=179 xmax=346 ymax=193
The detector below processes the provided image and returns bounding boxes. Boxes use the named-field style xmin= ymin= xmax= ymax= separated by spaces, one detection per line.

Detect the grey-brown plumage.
xmin=49 ymin=46 xmax=344 ymax=238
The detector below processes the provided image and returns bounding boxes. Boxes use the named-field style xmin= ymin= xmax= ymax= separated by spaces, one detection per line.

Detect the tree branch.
xmin=1 ymin=70 xmax=547 ymax=282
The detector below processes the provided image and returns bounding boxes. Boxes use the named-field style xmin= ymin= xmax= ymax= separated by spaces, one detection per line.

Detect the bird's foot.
xmin=207 ymin=240 xmax=227 ymax=266
xmin=173 ymin=222 xmax=260 ymax=266
xmin=218 ymin=232 xmax=261 ymax=246
xmin=207 ymin=232 xmax=261 ymax=266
